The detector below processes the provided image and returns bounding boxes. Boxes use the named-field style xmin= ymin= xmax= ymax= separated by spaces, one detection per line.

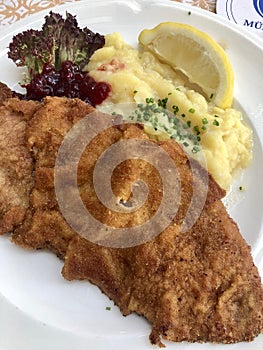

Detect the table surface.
xmin=0 ymin=1 xmax=216 ymax=28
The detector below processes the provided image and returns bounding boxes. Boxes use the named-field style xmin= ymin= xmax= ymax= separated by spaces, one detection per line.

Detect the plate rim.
xmin=0 ymin=1 xmax=262 ymax=350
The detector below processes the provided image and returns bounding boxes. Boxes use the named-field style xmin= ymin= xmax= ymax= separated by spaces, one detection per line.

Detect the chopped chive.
xmin=173 ymin=118 xmax=179 ymax=125
xmin=213 ymin=119 xmax=220 ymax=126
xmin=157 ymin=97 xmax=168 ymax=108
xmin=172 ymin=105 xmax=179 ymax=114
xmin=106 ymin=306 xmax=111 ymax=311
xmin=192 ymin=146 xmax=199 ymax=153
xmin=133 ymin=90 xmax=138 ymax=94
xmin=202 ymin=118 xmax=208 ymax=125
xmin=202 ymin=125 xmax=207 ymax=131
xmin=188 ymin=11 xmax=191 ymax=15
xmin=189 ymin=108 xmax=195 ymax=114
xmin=146 ymin=97 xmax=154 ymax=104
xmin=188 ymin=134 xmax=195 ymax=140
xmin=168 ymin=92 xmax=172 ymax=95
xmin=129 ymin=98 xmax=204 ymax=154
xmin=193 ymin=125 xmax=200 ymax=135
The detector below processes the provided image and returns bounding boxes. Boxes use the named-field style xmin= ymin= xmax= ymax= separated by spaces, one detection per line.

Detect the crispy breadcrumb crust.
xmin=0 ymin=95 xmax=261 ymax=346
xmin=0 ymin=96 xmax=40 ymax=234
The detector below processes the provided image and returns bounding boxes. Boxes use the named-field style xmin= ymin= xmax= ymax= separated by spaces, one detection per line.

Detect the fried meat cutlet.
xmin=63 ymin=202 xmax=263 ymax=346
xmin=4 ymin=95 xmax=262 ymax=346
xmin=61 ymin=126 xmax=263 ymax=346
xmin=11 ymin=96 xmax=97 ymax=257
xmin=0 ymin=97 xmax=39 ymax=234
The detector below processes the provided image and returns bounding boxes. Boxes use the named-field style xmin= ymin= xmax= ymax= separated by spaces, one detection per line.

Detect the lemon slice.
xmin=138 ymin=22 xmax=234 ymax=109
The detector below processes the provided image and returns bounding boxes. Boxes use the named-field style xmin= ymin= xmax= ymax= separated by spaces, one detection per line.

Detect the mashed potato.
xmin=86 ymin=32 xmax=252 ymax=189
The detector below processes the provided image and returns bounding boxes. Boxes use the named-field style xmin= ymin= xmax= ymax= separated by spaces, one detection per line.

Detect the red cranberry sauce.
xmin=22 ymin=61 xmax=111 ymax=107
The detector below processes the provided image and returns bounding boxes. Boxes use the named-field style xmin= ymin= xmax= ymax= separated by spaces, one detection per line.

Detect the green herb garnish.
xmin=193 ymin=125 xmax=200 ymax=135
xmin=121 ymin=97 xmax=201 ymax=154
xmin=157 ymin=97 xmax=168 ymax=109
xmin=213 ymin=119 xmax=220 ymax=126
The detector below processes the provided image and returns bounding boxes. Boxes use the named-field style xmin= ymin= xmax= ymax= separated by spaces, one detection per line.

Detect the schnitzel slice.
xmin=63 ymin=208 xmax=263 ymax=346
xmin=62 ymin=125 xmax=263 ymax=346
xmin=8 ymin=95 xmax=262 ymax=346
xmin=0 ymin=95 xmax=39 ymax=234
xmin=11 ymin=96 xmax=96 ymax=257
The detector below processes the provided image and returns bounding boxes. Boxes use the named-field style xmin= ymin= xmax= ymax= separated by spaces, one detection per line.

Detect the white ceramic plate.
xmin=0 ymin=1 xmax=263 ymax=349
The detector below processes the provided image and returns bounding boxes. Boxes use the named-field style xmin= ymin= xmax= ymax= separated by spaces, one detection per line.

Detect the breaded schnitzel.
xmin=12 ymin=96 xmax=96 ymax=258
xmin=0 ymin=94 xmax=262 ymax=346
xmin=62 ymin=127 xmax=263 ymax=346
xmin=0 ymin=86 xmax=39 ymax=234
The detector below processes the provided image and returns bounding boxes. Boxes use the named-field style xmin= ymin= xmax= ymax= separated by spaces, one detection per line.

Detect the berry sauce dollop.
xmin=20 ymin=61 xmax=111 ymax=107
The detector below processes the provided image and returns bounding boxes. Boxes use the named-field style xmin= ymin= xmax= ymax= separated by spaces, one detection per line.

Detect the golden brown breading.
xmin=62 ymin=131 xmax=263 ymax=346
xmin=0 ymin=97 xmax=39 ymax=234
xmin=6 ymin=95 xmax=262 ymax=346
xmin=11 ymin=97 xmax=96 ymax=257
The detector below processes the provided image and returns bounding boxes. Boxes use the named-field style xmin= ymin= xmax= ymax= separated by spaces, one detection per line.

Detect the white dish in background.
xmin=216 ymin=0 xmax=263 ymax=39
xmin=0 ymin=1 xmax=262 ymax=349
